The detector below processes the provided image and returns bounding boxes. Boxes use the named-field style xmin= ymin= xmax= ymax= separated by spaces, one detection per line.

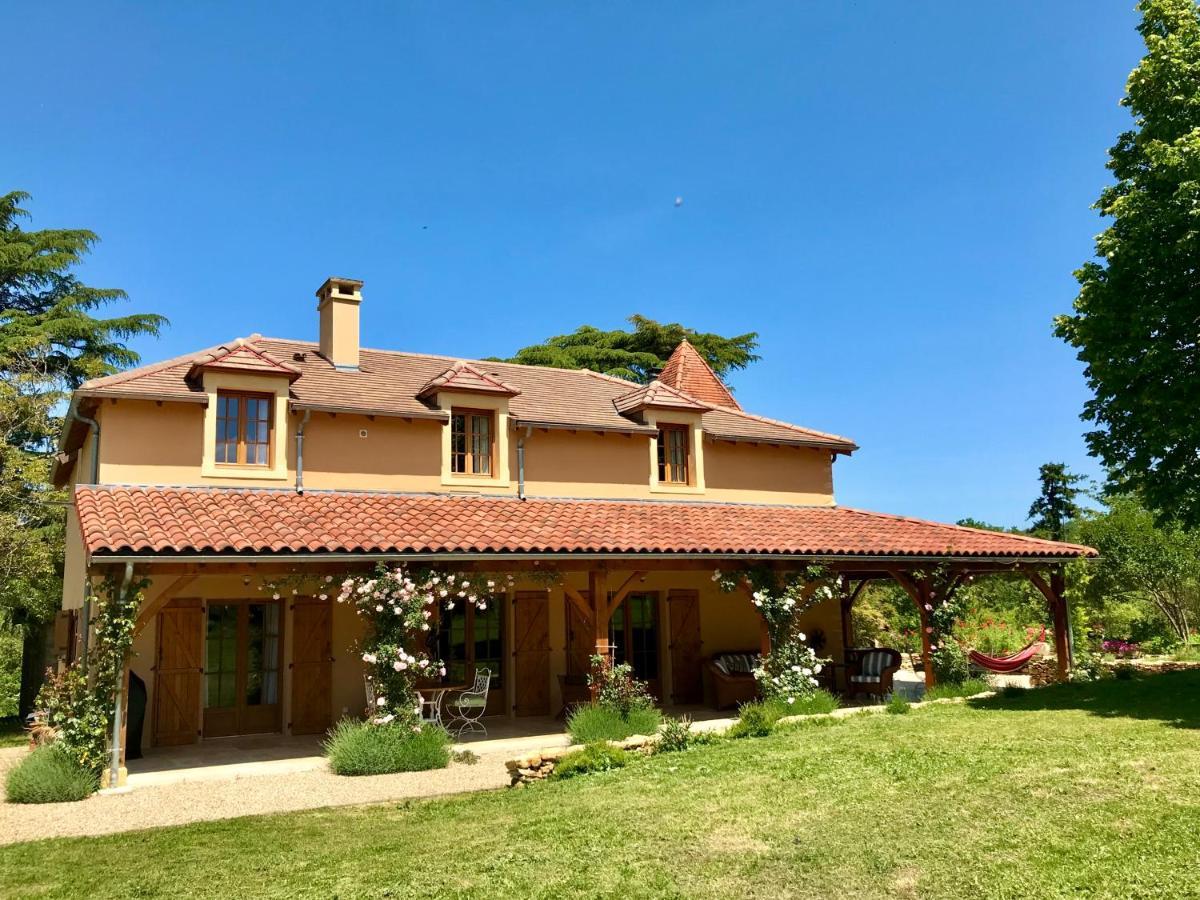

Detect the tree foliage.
xmin=1027 ymin=462 xmax=1087 ymax=541
xmin=1073 ymin=495 xmax=1200 ymax=644
xmin=500 ymin=314 xmax=759 ymax=384
xmin=1055 ymin=0 xmax=1200 ymax=525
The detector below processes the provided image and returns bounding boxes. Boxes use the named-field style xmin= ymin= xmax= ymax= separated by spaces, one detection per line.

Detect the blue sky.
xmin=8 ymin=2 xmax=1142 ymax=525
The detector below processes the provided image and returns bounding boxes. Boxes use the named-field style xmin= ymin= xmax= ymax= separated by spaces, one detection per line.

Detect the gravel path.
xmin=0 ymin=749 xmax=513 ymax=846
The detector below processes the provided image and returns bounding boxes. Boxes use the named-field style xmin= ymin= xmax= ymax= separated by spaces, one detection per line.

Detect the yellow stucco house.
xmin=52 ymin=277 xmax=1093 ymax=775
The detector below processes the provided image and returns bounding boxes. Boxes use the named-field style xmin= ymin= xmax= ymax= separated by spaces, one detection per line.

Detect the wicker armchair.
xmin=702 ymin=652 xmax=761 ymax=710
xmin=845 ymin=648 xmax=902 ymax=700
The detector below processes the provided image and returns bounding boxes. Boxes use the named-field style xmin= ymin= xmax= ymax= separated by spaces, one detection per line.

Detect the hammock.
xmin=967 ymin=627 xmax=1046 ymax=674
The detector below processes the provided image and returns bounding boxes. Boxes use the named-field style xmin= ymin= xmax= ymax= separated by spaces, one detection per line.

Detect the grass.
xmin=4 ymin=745 xmax=98 ymax=804
xmin=4 ymin=672 xmax=1200 ymax=898
xmin=0 ymin=715 xmax=27 ymax=749
xmin=322 ymin=720 xmax=450 ymax=776
xmin=924 ymin=676 xmax=991 ymax=700
xmin=566 ymin=703 xmax=662 ymax=743
xmin=551 ymin=742 xmax=628 ymax=780
xmin=885 ymin=693 xmax=911 ymax=714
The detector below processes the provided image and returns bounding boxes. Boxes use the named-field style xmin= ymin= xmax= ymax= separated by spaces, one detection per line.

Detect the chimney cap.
xmin=316 ymin=276 xmax=364 ymax=299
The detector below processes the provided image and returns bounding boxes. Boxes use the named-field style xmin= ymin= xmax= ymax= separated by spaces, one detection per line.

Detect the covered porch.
xmin=69 ymin=485 xmax=1096 ymax=784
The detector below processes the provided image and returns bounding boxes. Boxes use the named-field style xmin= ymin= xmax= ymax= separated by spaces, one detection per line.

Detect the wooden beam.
xmin=133 ymin=575 xmax=198 ymax=636
xmin=887 ymin=568 xmax=935 ymax=689
xmin=561 ymin=582 xmax=593 ymax=631
xmin=606 ymin=571 xmax=647 ymax=622
xmin=1027 ymin=570 xmax=1070 ymax=682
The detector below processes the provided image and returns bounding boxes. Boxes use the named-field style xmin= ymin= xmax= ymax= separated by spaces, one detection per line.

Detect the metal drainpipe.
xmin=295 ymin=408 xmax=312 ymax=493
xmin=69 ymin=405 xmax=101 ymax=483
xmin=517 ymin=426 xmax=533 ymax=500
xmin=108 ymin=562 xmax=134 ymax=790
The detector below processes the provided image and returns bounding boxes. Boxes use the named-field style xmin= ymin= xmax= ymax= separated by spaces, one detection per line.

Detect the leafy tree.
xmin=1073 ymin=495 xmax=1200 ymax=644
xmin=1027 ymin=462 xmax=1087 ymax=540
xmin=0 ymin=190 xmax=165 ymax=714
xmin=1054 ymin=0 xmax=1200 ymax=525
xmin=500 ymin=314 xmax=759 ymax=384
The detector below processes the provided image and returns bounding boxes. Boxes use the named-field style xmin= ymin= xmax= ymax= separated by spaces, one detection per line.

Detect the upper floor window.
xmin=216 ymin=391 xmax=273 ymax=466
xmin=451 ymin=408 xmax=495 ymax=476
xmin=657 ymin=424 xmax=690 ymax=485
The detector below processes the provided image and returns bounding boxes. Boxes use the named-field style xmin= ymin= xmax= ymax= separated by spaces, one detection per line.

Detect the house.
xmin=52 ymin=277 xmax=1094 ymax=780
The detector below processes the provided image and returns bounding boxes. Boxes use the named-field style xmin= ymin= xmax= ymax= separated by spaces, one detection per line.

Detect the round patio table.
xmin=416 ymin=683 xmax=467 ymax=727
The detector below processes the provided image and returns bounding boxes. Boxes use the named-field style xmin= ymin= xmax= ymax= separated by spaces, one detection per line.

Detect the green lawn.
xmin=4 ymin=673 xmax=1200 ymax=899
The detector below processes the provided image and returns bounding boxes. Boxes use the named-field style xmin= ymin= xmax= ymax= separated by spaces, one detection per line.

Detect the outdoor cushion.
xmin=453 ymin=696 xmax=487 ymax=708
xmin=859 ymin=651 xmax=890 ymax=677
xmin=850 ymin=675 xmax=882 ymax=684
xmin=713 ymin=658 xmax=730 ymax=675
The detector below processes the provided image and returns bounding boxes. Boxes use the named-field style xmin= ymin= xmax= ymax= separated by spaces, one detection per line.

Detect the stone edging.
xmin=504 ymin=692 xmax=996 ymax=786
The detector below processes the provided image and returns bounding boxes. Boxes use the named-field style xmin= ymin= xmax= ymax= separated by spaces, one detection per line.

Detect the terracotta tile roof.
xmin=613 ymin=379 xmax=711 ymax=415
xmin=658 ymin=340 xmax=742 ymax=410
xmin=187 ymin=339 xmax=301 ymax=381
xmin=75 ymin=485 xmax=1096 ymax=560
xmin=416 ymin=362 xmax=521 ymax=400
xmin=74 ymin=336 xmax=855 ymax=451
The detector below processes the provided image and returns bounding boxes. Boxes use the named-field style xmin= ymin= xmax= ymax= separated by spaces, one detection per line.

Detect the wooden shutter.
xmin=153 ymin=599 xmax=204 ymax=747
xmin=513 ymin=592 xmax=550 ymax=716
xmin=668 ymin=590 xmax=704 ymax=704
xmin=290 ymin=597 xmax=333 ymax=735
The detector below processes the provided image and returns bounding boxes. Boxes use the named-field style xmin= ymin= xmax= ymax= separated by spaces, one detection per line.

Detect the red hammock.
xmin=967 ymin=627 xmax=1046 ymax=674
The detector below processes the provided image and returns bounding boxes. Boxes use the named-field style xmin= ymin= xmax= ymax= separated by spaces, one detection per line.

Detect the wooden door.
xmin=153 ymin=599 xmax=204 ymax=747
xmin=668 ymin=590 xmax=704 ymax=704
xmin=203 ymin=600 xmax=284 ymax=738
xmin=513 ymin=591 xmax=550 ymax=716
xmin=565 ymin=597 xmax=594 ymax=678
xmin=291 ymin=597 xmax=333 ymax=735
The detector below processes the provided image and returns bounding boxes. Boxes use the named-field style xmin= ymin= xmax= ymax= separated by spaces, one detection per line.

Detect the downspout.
xmin=517 ymin=426 xmax=533 ymax=500
xmin=69 ymin=405 xmax=101 ymax=484
xmin=295 ymin=408 xmax=312 ymax=493
xmin=108 ymin=561 xmax=133 ymax=790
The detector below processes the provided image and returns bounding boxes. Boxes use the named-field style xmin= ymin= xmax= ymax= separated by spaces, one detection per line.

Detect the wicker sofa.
xmin=702 ymin=651 xmax=762 ymax=709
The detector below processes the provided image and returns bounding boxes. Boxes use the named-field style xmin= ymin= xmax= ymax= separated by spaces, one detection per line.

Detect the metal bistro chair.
xmin=446 ymin=668 xmax=492 ymax=736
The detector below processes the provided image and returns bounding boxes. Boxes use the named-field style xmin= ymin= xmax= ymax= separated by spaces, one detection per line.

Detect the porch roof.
xmin=74 ymin=485 xmax=1097 ymax=562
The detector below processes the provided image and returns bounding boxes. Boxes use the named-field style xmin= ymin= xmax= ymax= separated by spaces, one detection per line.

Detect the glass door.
xmin=203 ymin=600 xmax=283 ymax=738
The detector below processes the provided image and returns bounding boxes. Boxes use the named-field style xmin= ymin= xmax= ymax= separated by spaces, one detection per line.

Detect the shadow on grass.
xmin=969 ymin=669 xmax=1200 ymax=729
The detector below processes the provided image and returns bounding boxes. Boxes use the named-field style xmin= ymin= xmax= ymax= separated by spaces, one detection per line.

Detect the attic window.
xmin=451 ymin=408 xmax=495 ymax=477
xmin=216 ymin=391 xmax=273 ymax=467
xmin=657 ymin=424 xmax=690 ymax=485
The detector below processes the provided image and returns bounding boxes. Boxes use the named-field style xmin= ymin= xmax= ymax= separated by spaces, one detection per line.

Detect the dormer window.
xmin=216 ymin=391 xmax=273 ymax=466
xmin=451 ymin=408 xmax=495 ymax=476
xmin=657 ymin=423 xmax=690 ymax=485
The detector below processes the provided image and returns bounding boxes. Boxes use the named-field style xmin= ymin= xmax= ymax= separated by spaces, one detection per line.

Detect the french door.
xmin=203 ymin=599 xmax=283 ymax=738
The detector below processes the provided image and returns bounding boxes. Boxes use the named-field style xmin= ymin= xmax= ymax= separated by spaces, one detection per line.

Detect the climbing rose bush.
xmin=337 ymin=565 xmax=512 ymax=728
xmin=754 ymin=634 xmax=825 ymax=706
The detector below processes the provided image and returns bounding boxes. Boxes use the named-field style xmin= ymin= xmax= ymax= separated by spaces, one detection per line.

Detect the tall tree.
xmin=0 ymin=190 xmax=165 ymax=714
xmin=1054 ymin=0 xmax=1200 ymax=524
xmin=500 ymin=314 xmax=759 ymax=384
xmin=1074 ymin=495 xmax=1200 ymax=644
xmin=1028 ymin=462 xmax=1087 ymax=541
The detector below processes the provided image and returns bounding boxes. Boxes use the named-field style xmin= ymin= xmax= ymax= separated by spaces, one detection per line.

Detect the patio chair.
xmin=845 ymin=647 xmax=902 ymax=701
xmin=446 ymin=668 xmax=492 ymax=736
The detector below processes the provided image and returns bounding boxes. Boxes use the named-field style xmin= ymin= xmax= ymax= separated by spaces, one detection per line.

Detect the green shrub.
xmin=567 ymin=703 xmax=661 ymax=744
xmin=784 ymin=689 xmax=841 ymax=716
xmin=323 ymin=719 xmax=450 ymax=776
xmin=931 ymin=642 xmax=971 ymax=685
xmin=5 ymin=745 xmax=99 ymax=804
xmin=1113 ymin=662 xmax=1136 ymax=680
xmin=551 ymin=742 xmax=628 ymax=780
xmin=885 ymin=694 xmax=911 ymax=715
xmin=1172 ymin=643 xmax=1200 ymax=663
xmin=728 ymin=699 xmax=789 ymax=738
xmin=655 ymin=715 xmax=719 ymax=753
xmin=452 ymin=749 xmax=480 ymax=765
xmin=925 ymin=677 xmax=990 ymax=701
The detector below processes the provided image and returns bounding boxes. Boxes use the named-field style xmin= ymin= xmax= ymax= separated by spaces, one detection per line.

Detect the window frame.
xmin=435 ymin=597 xmax=504 ymax=689
xmin=656 ymin=423 xmax=691 ymax=485
xmin=608 ymin=592 xmax=660 ymax=682
xmin=215 ymin=390 xmax=275 ymax=468
xmin=450 ymin=407 xmax=497 ymax=478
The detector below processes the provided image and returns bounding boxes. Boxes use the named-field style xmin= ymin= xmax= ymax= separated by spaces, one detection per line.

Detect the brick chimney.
xmin=316 ymin=277 xmax=363 ymax=370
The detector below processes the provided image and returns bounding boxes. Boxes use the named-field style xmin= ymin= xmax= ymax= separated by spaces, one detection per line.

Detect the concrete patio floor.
xmin=126 ymin=705 xmax=737 ymax=789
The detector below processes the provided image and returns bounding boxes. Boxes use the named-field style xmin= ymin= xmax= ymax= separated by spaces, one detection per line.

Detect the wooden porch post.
xmin=1028 ymin=570 xmax=1071 ymax=682
xmin=890 ymin=570 xmax=936 ymax=690
xmin=588 ymin=569 xmax=611 ymax=699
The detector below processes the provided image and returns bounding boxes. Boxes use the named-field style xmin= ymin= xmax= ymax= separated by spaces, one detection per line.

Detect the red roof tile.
xmin=75 ymin=485 xmax=1096 ymax=560
xmin=187 ymin=339 xmax=301 ymax=381
xmin=658 ymin=340 xmax=742 ymax=410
